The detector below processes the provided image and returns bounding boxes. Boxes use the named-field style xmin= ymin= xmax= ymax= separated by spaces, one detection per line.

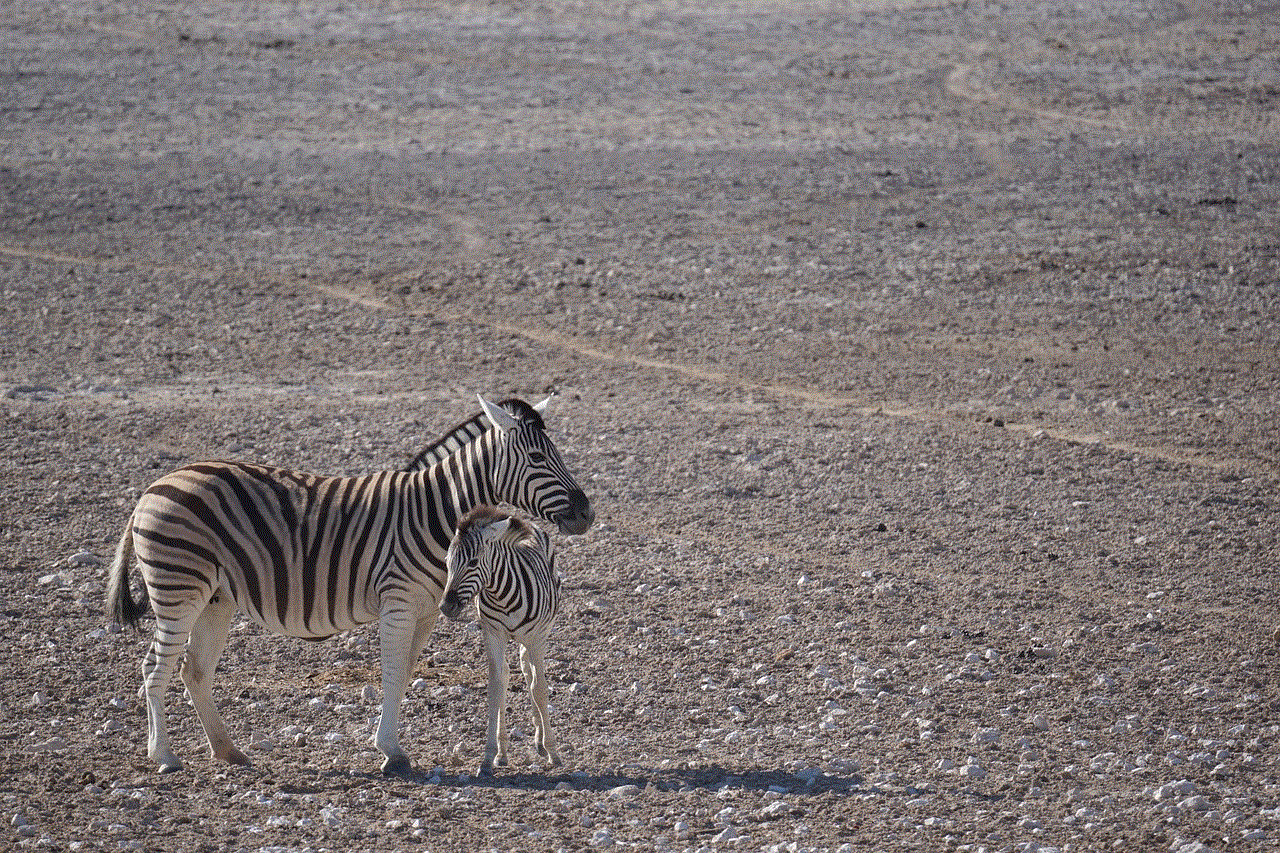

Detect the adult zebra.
xmin=106 ymin=395 xmax=593 ymax=774
xmin=441 ymin=505 xmax=563 ymax=776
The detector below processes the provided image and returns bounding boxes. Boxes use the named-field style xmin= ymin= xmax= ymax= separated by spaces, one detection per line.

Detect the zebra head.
xmin=441 ymin=506 xmax=510 ymax=621
xmin=477 ymin=394 xmax=594 ymax=535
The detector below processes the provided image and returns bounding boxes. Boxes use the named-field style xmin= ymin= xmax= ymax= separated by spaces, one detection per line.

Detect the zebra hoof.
xmin=381 ymin=755 xmax=411 ymax=775
xmin=478 ymin=766 xmax=494 ymax=778
xmin=220 ymin=747 xmax=252 ymax=767
xmin=158 ymin=762 xmax=184 ymax=774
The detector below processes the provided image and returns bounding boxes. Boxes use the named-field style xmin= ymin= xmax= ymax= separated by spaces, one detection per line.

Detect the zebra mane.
xmin=402 ymin=398 xmax=545 ymax=472
xmin=454 ymin=505 xmax=534 ymax=540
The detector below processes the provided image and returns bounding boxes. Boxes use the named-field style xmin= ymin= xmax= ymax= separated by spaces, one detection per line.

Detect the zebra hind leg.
xmin=141 ymin=607 xmax=202 ymax=773
xmin=520 ymin=637 xmax=562 ymax=767
xmin=181 ymin=592 xmax=249 ymax=766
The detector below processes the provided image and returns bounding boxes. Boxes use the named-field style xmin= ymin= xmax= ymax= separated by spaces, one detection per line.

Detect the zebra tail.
xmin=105 ymin=518 xmax=149 ymax=629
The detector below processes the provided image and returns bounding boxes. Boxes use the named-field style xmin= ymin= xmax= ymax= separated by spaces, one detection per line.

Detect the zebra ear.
xmin=487 ymin=518 xmax=511 ymax=539
xmin=477 ymin=394 xmax=519 ymax=433
xmin=532 ymin=394 xmax=553 ymax=414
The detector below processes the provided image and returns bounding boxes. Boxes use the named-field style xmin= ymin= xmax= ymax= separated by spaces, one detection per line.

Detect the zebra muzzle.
xmin=440 ymin=592 xmax=468 ymax=621
xmin=555 ymin=490 xmax=595 ymax=535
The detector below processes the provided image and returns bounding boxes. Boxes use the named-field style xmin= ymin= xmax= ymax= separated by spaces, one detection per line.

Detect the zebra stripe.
xmin=441 ymin=506 xmax=562 ymax=775
xmin=106 ymin=395 xmax=592 ymax=775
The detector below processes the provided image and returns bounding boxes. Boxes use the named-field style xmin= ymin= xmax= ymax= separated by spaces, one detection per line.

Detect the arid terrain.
xmin=2 ymin=1 xmax=1278 ymax=851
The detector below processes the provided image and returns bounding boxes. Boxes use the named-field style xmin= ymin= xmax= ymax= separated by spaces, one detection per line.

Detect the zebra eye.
xmin=527 ymin=451 xmax=547 ymax=465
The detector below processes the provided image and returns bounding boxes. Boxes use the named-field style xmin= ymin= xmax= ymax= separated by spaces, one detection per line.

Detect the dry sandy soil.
xmin=2 ymin=1 xmax=1279 ymax=851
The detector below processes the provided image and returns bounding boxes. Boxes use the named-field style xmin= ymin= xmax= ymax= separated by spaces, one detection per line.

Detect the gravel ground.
xmin=2 ymin=1 xmax=1279 ymax=851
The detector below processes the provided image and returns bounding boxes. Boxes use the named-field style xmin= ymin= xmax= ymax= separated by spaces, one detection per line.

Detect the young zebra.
xmin=106 ymin=395 xmax=593 ymax=774
xmin=441 ymin=506 xmax=562 ymax=776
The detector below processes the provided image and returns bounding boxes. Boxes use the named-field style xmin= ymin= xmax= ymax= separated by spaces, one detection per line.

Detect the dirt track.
xmin=2 ymin=1 xmax=1279 ymax=851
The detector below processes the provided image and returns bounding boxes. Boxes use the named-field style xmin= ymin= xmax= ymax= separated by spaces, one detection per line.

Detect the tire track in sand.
xmin=0 ymin=242 xmax=1266 ymax=477
xmin=309 ymin=280 xmax=1273 ymax=479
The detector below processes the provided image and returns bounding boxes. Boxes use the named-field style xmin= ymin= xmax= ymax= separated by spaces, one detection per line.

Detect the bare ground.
xmin=2 ymin=1 xmax=1279 ymax=851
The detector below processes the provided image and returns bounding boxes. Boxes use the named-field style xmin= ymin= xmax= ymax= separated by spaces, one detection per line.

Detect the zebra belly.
xmin=218 ymin=579 xmax=380 ymax=640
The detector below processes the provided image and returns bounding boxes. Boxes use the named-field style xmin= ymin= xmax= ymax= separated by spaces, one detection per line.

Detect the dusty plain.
xmin=1 ymin=1 xmax=1278 ymax=851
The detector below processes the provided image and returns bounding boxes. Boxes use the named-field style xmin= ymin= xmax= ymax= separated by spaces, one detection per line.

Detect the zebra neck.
xmin=425 ymin=437 xmax=498 ymax=520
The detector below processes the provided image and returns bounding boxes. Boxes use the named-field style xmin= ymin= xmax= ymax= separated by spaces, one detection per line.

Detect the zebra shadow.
xmin=382 ymin=763 xmax=864 ymax=796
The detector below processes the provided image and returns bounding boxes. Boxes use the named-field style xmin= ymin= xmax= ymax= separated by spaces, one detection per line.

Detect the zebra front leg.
xmin=374 ymin=604 xmax=422 ymax=774
xmin=181 ymin=593 xmax=249 ymax=766
xmin=479 ymin=625 xmax=509 ymax=776
xmin=141 ymin=609 xmax=201 ymax=773
xmin=520 ymin=637 xmax=561 ymax=767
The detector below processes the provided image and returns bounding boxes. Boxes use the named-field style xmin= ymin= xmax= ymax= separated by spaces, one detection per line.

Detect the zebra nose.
xmin=557 ymin=490 xmax=594 ymax=535
xmin=441 ymin=592 xmax=462 ymax=620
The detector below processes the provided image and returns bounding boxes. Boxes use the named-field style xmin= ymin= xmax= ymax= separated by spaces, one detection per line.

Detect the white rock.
xmin=361 ymin=685 xmax=378 ymax=703
xmin=607 ymin=784 xmax=640 ymax=798
xmin=1170 ymin=841 xmax=1217 ymax=853
xmin=30 ymin=737 xmax=68 ymax=753
xmin=712 ymin=826 xmax=739 ymax=843
xmin=1155 ymin=780 xmax=1199 ymax=801
xmin=973 ymin=728 xmax=1001 ymax=745
xmin=318 ymin=806 xmax=344 ymax=827
xmin=30 ymin=692 xmax=49 ymax=707
xmin=758 ymin=801 xmax=791 ymax=820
